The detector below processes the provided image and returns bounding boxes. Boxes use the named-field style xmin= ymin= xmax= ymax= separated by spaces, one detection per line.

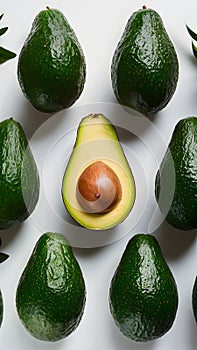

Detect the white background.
xmin=0 ymin=0 xmax=197 ymax=349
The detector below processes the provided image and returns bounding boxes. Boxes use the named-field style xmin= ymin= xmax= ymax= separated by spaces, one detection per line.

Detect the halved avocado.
xmin=62 ymin=114 xmax=135 ymax=230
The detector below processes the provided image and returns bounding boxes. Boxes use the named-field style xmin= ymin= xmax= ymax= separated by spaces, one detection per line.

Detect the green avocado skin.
xmin=192 ymin=276 xmax=197 ymax=323
xmin=16 ymin=232 xmax=86 ymax=342
xmin=111 ymin=8 xmax=179 ymax=115
xmin=0 ymin=118 xmax=39 ymax=229
xmin=17 ymin=8 xmax=86 ymax=113
xmin=0 ymin=290 xmax=3 ymax=327
xmin=109 ymin=234 xmax=178 ymax=342
xmin=155 ymin=117 xmax=197 ymax=230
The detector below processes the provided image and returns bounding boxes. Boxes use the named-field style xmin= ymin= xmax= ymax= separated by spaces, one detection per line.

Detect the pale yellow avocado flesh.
xmin=62 ymin=114 xmax=136 ymax=230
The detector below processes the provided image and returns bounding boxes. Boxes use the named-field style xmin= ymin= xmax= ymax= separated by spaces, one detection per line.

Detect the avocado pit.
xmin=76 ymin=161 xmax=122 ymax=214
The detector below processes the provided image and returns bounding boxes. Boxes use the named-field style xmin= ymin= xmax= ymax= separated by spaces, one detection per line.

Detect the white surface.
xmin=0 ymin=0 xmax=197 ymax=349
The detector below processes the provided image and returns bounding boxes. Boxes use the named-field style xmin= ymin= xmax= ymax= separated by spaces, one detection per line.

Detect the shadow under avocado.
xmin=0 ymin=221 xmax=26 ymax=249
xmin=156 ymin=219 xmax=197 ymax=261
xmin=18 ymin=99 xmax=70 ymax=140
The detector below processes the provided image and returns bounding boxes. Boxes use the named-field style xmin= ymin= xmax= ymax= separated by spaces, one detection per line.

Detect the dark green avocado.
xmin=109 ymin=233 xmax=178 ymax=342
xmin=0 ymin=118 xmax=39 ymax=229
xmin=111 ymin=6 xmax=179 ymax=115
xmin=17 ymin=7 xmax=86 ymax=113
xmin=155 ymin=116 xmax=197 ymax=230
xmin=192 ymin=276 xmax=197 ymax=323
xmin=16 ymin=232 xmax=86 ymax=342
xmin=0 ymin=290 xmax=3 ymax=327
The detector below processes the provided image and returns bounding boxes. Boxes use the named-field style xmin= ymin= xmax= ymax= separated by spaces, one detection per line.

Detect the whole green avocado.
xmin=109 ymin=234 xmax=178 ymax=342
xmin=111 ymin=6 xmax=179 ymax=115
xmin=0 ymin=118 xmax=39 ymax=229
xmin=155 ymin=116 xmax=197 ymax=230
xmin=17 ymin=7 xmax=86 ymax=113
xmin=16 ymin=232 xmax=86 ymax=342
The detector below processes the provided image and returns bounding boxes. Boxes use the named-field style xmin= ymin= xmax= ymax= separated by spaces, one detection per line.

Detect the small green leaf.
xmin=0 ymin=252 xmax=9 ymax=263
xmin=0 ymin=46 xmax=16 ymax=64
xmin=0 ymin=15 xmax=17 ymax=64
xmin=186 ymin=24 xmax=197 ymax=41
xmin=192 ymin=41 xmax=197 ymax=59
xmin=0 ymin=27 xmax=8 ymax=36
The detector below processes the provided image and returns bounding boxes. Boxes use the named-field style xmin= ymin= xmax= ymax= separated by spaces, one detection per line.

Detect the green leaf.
xmin=0 ymin=46 xmax=16 ymax=64
xmin=0 ymin=15 xmax=17 ymax=64
xmin=0 ymin=252 xmax=9 ymax=263
xmin=192 ymin=41 xmax=197 ymax=59
xmin=186 ymin=24 xmax=197 ymax=41
xmin=0 ymin=27 xmax=8 ymax=36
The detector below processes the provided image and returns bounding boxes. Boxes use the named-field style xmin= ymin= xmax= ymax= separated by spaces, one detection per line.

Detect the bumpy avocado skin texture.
xmin=16 ymin=232 xmax=86 ymax=342
xmin=18 ymin=8 xmax=86 ymax=113
xmin=155 ymin=117 xmax=197 ymax=230
xmin=192 ymin=276 xmax=197 ymax=323
xmin=0 ymin=290 xmax=3 ymax=327
xmin=111 ymin=7 xmax=179 ymax=115
xmin=109 ymin=234 xmax=178 ymax=342
xmin=0 ymin=118 xmax=39 ymax=229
